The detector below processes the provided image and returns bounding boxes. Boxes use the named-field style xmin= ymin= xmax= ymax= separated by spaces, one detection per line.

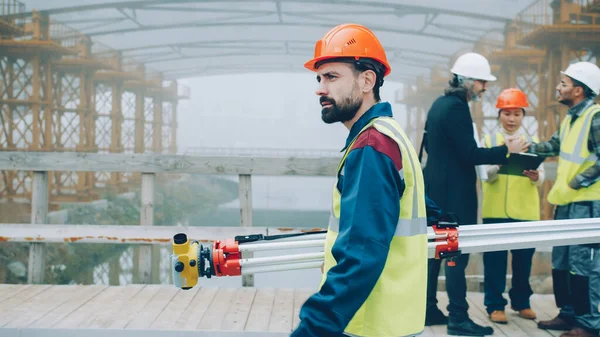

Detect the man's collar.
xmin=568 ymin=98 xmax=595 ymax=118
xmin=341 ymin=102 xmax=393 ymax=151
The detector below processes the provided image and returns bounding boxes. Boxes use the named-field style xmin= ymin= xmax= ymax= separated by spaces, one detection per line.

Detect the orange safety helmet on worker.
xmin=482 ymin=88 xmax=540 ymax=221
xmin=295 ymin=23 xmax=428 ymax=337
xmin=304 ymin=23 xmax=392 ymax=78
xmin=495 ymin=88 xmax=529 ymax=113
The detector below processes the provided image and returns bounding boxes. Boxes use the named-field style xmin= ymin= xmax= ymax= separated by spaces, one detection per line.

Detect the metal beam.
xmin=96 ymin=39 xmax=454 ymax=60
xmin=135 ymin=50 xmax=445 ymax=69
xmin=34 ymin=0 xmax=510 ymax=23
xmin=162 ymin=66 xmax=429 ymax=83
xmin=78 ymin=22 xmax=482 ymax=44
xmin=157 ymin=57 xmax=440 ymax=76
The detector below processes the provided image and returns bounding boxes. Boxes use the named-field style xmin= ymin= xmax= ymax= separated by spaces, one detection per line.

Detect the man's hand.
xmin=506 ymin=136 xmax=530 ymax=153
xmin=523 ymin=170 xmax=539 ymax=182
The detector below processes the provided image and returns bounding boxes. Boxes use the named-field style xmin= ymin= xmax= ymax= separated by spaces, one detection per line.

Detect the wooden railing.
xmin=0 ymin=151 xmax=558 ymax=286
xmin=0 ymin=151 xmax=339 ymax=286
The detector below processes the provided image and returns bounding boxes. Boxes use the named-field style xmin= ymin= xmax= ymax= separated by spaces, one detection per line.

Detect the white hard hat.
xmin=450 ymin=52 xmax=497 ymax=82
xmin=561 ymin=61 xmax=600 ymax=96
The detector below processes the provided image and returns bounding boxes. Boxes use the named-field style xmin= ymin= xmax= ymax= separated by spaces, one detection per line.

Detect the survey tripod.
xmin=170 ymin=216 xmax=600 ymax=290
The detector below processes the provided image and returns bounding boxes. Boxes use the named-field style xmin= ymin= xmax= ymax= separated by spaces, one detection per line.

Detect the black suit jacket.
xmin=423 ymin=93 xmax=508 ymax=225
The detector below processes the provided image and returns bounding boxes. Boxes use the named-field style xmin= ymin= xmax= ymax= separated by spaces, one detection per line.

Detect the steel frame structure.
xmin=0 ymin=5 xmax=187 ymax=205
xmin=15 ymin=0 xmax=512 ymax=81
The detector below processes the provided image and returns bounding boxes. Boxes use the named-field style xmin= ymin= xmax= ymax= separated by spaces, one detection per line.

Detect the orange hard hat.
xmin=304 ymin=23 xmax=391 ymax=76
xmin=496 ymin=88 xmax=529 ymax=109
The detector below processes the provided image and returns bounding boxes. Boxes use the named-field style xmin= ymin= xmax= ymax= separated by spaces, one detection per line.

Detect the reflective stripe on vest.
xmin=323 ymin=115 xmax=427 ymax=337
xmin=548 ymin=104 xmax=600 ymax=205
xmin=559 ymin=109 xmax=599 ymax=164
xmin=328 ymin=117 xmax=426 ymax=237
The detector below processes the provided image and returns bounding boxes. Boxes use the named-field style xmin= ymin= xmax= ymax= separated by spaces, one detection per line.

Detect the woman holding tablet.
xmin=480 ymin=88 xmax=544 ymax=324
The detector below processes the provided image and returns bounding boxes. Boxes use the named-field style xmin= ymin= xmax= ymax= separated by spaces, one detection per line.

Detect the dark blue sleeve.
xmin=425 ymin=194 xmax=442 ymax=225
xmin=291 ymin=146 xmax=403 ymax=337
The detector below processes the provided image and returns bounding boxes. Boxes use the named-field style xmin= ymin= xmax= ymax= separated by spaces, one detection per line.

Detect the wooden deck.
xmin=0 ymin=284 xmax=563 ymax=337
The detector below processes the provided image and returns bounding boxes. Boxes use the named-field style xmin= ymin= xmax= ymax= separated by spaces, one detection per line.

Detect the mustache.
xmin=320 ymin=96 xmax=335 ymax=105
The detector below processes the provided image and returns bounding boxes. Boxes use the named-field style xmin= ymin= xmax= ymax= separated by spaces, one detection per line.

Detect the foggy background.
xmin=6 ymin=0 xmax=538 ymax=287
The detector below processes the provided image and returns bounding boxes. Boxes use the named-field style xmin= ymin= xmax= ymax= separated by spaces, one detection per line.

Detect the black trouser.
xmin=427 ymin=253 xmax=471 ymax=319
xmin=552 ymin=202 xmax=600 ymax=332
xmin=482 ymin=218 xmax=535 ymax=314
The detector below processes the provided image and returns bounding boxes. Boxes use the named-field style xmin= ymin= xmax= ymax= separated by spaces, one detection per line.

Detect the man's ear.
xmin=574 ymin=86 xmax=584 ymax=98
xmin=361 ymin=70 xmax=377 ymax=93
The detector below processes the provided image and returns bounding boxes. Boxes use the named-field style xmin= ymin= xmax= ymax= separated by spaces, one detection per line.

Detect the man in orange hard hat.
xmin=291 ymin=23 xmax=431 ymax=337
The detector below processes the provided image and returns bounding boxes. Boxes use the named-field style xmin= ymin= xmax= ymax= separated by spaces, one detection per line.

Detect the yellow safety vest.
xmin=481 ymin=132 xmax=541 ymax=221
xmin=548 ymin=104 xmax=600 ymax=205
xmin=322 ymin=116 xmax=427 ymax=337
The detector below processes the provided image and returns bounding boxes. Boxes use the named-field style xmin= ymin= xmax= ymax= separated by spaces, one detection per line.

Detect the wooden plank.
xmin=138 ymin=173 xmax=154 ymax=284
xmin=429 ymin=291 xmax=450 ymax=337
xmin=292 ymin=289 xmax=312 ymax=330
xmin=85 ymin=284 xmax=146 ymax=329
xmin=53 ymin=286 xmax=128 ymax=328
xmin=244 ymin=288 xmax=275 ymax=332
xmin=150 ymin=287 xmax=200 ymax=330
xmin=174 ymin=287 xmax=218 ymax=330
xmin=0 ymin=151 xmax=340 ymax=176
xmin=28 ymin=171 xmax=48 ymax=284
xmin=0 ymin=284 xmax=32 ymax=302
xmin=471 ymin=293 xmax=552 ymax=337
xmin=30 ymin=285 xmax=107 ymax=328
xmin=239 ymin=174 xmax=254 ymax=287
xmin=0 ymin=328 xmax=291 ymax=337
xmin=0 ymin=224 xmax=306 ymax=245
xmin=531 ymin=294 xmax=559 ymax=321
xmin=0 ymin=285 xmax=50 ymax=326
xmin=105 ymin=285 xmax=162 ymax=329
xmin=221 ymin=287 xmax=257 ymax=331
xmin=196 ymin=287 xmax=237 ymax=330
xmin=531 ymin=295 xmax=563 ymax=337
xmin=467 ymin=292 xmax=523 ymax=337
xmin=125 ymin=285 xmax=179 ymax=330
xmin=3 ymin=285 xmax=77 ymax=328
xmin=268 ymin=288 xmax=295 ymax=333
xmin=238 ymin=174 xmax=253 ymax=228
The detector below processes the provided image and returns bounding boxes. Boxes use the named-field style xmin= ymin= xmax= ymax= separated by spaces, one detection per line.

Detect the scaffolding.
xmin=0 ymin=3 xmax=190 ymax=206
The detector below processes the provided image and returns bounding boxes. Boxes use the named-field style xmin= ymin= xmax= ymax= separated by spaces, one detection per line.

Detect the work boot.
xmin=425 ymin=307 xmax=448 ymax=326
xmin=538 ymin=314 xmax=574 ymax=331
xmin=489 ymin=310 xmax=508 ymax=324
xmin=447 ymin=317 xmax=494 ymax=336
xmin=518 ymin=308 xmax=537 ymax=320
xmin=559 ymin=327 xmax=600 ymax=337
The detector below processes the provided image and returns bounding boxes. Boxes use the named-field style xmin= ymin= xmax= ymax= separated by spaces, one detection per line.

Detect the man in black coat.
xmin=423 ymin=52 xmax=528 ymax=336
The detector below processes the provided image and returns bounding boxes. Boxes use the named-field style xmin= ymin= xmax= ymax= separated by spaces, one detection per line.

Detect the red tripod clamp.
xmin=431 ymin=214 xmax=461 ymax=266
xmin=212 ymin=238 xmax=242 ymax=276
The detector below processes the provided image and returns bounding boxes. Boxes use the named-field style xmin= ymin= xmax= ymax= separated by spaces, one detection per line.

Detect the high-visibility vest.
xmin=481 ymin=131 xmax=541 ymax=221
xmin=322 ymin=116 xmax=427 ymax=337
xmin=548 ymin=104 xmax=600 ymax=205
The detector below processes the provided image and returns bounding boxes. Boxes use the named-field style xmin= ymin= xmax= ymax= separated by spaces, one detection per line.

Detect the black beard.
xmin=320 ymin=95 xmax=362 ymax=124
xmin=559 ymin=98 xmax=573 ymax=107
